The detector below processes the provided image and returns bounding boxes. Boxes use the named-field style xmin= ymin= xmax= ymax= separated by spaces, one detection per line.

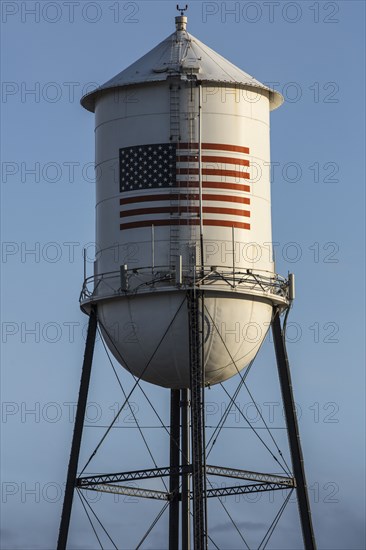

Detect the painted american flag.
xmin=119 ymin=142 xmax=251 ymax=231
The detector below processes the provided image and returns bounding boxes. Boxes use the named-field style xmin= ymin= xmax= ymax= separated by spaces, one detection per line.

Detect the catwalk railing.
xmin=80 ymin=265 xmax=290 ymax=305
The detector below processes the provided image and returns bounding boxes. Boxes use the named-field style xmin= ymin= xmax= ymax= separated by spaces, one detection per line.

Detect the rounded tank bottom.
xmin=97 ymin=291 xmax=273 ymax=389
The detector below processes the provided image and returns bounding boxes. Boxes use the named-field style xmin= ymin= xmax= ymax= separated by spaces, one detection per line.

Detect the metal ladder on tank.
xmin=186 ymin=78 xmax=200 ymax=275
xmin=169 ymin=83 xmax=181 ymax=268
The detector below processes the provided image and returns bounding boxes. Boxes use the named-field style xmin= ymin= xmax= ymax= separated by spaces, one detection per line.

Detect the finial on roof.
xmin=177 ymin=4 xmax=188 ymax=16
xmin=175 ymin=4 xmax=188 ymax=31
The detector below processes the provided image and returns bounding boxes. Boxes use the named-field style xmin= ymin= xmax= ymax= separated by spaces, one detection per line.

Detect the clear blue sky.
xmin=1 ymin=1 xmax=365 ymax=549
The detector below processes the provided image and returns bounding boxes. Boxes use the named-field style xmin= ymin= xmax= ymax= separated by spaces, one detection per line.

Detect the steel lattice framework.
xmin=57 ymin=301 xmax=316 ymax=550
xmin=77 ymin=465 xmax=295 ymax=489
xmin=76 ymin=464 xmax=296 ymax=502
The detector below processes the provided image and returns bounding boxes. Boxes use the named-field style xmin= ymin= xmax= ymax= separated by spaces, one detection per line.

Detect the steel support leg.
xmin=57 ymin=307 xmax=98 ymax=550
xmin=188 ymin=290 xmax=206 ymax=550
xmin=272 ymin=309 xmax=316 ymax=550
xmin=181 ymin=388 xmax=191 ymax=550
xmin=169 ymin=389 xmax=180 ymax=550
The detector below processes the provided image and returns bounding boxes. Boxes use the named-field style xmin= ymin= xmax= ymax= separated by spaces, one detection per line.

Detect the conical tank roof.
xmin=81 ymin=15 xmax=283 ymax=112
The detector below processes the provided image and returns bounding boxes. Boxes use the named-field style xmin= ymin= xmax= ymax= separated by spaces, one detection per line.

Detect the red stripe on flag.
xmin=202 ymin=143 xmax=250 ymax=155
xmin=120 ymin=220 xmax=251 ymax=230
xmin=204 ymin=207 xmax=250 ymax=217
xmin=120 ymin=206 xmax=250 ymax=218
xmin=202 ymin=194 xmax=250 ymax=204
xmin=120 ymin=194 xmax=250 ymax=205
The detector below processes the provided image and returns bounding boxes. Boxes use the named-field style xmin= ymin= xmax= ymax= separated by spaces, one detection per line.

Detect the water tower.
xmin=58 ymin=9 xmax=316 ymax=549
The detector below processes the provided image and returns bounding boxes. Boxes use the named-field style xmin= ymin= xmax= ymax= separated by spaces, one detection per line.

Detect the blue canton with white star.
xmin=119 ymin=143 xmax=176 ymax=192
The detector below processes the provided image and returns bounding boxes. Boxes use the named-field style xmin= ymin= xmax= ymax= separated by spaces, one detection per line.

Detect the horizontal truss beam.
xmin=77 ymin=466 xmax=186 ymax=486
xmin=78 ymin=482 xmax=292 ymax=500
xmin=206 ymin=482 xmax=291 ymax=499
xmin=206 ymin=465 xmax=295 ymax=487
xmin=79 ymin=483 xmax=170 ymax=500
xmin=77 ymin=465 xmax=294 ymax=488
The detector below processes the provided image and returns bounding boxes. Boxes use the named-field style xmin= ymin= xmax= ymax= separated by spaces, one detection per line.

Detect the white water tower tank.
xmin=80 ymin=15 xmax=289 ymax=388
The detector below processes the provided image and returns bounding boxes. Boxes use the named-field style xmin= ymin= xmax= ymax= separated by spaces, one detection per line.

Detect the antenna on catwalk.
xmin=58 ymin=8 xmax=316 ymax=549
